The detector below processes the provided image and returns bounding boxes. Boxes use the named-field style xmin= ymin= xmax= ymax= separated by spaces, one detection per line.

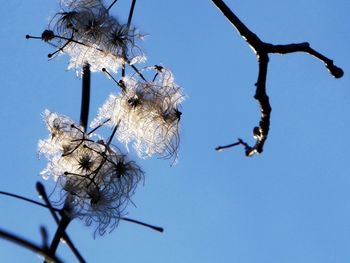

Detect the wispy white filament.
xmin=47 ymin=0 xmax=145 ymax=74
xmin=92 ymin=67 xmax=185 ymax=160
xmin=38 ymin=110 xmax=144 ymax=235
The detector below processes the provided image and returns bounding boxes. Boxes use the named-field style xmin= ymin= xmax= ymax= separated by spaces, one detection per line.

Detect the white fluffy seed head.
xmin=92 ymin=67 xmax=184 ymax=160
xmin=46 ymin=0 xmax=145 ymax=75
xmin=38 ymin=110 xmax=144 ymax=235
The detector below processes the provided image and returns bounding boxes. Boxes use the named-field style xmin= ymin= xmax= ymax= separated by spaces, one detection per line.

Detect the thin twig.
xmin=26 ymin=33 xmax=104 ymax=57
xmin=102 ymin=68 xmax=126 ymax=91
xmin=122 ymin=64 xmax=126 ymax=78
xmin=215 ymin=141 xmax=241 ymax=152
xmin=36 ymin=183 xmax=86 ymax=263
xmin=88 ymin=118 xmax=111 ymax=135
xmin=36 ymin=183 xmax=60 ymax=224
xmin=120 ymin=0 xmax=137 ymax=78
xmin=106 ymin=122 xmax=120 ymax=147
xmin=121 ymin=217 xmax=164 ymax=232
xmin=40 ymin=227 xmax=50 ymax=251
xmin=0 ymin=228 xmax=64 ymax=263
xmin=211 ymin=0 xmax=262 ymax=49
xmin=265 ymin=43 xmax=344 ymax=78
xmin=129 ymin=63 xmax=147 ymax=81
xmin=0 ymin=188 xmax=162 ymax=235
xmin=107 ymin=0 xmax=118 ymax=11
xmin=48 ymin=206 xmax=72 ymax=262
xmin=127 ymin=0 xmax=137 ymax=29
xmin=0 ymin=191 xmax=51 ymax=210
xmin=80 ymin=63 xmax=91 ymax=131
xmin=212 ymin=0 xmax=343 ymax=156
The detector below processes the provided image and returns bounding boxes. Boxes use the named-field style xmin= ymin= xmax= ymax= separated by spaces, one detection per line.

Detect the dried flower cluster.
xmin=39 ymin=110 xmax=143 ymax=235
xmin=34 ymin=0 xmax=184 ymax=235
xmin=93 ymin=66 xmax=184 ymax=160
xmin=43 ymin=0 xmax=144 ymax=74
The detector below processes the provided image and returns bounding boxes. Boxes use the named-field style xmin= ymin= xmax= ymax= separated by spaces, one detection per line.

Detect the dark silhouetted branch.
xmin=212 ymin=0 xmax=343 ymax=156
xmin=129 ymin=63 xmax=147 ymax=81
xmin=127 ymin=0 xmax=137 ymax=28
xmin=36 ymin=183 xmax=86 ymax=263
xmin=0 ymin=228 xmax=64 ymax=263
xmin=80 ymin=63 xmax=91 ymax=131
xmin=0 ymin=190 xmax=50 ymax=210
xmin=265 ymin=43 xmax=344 ymax=78
xmin=121 ymin=217 xmax=164 ymax=233
xmin=107 ymin=0 xmax=119 ymax=11
xmin=47 ymin=205 xmax=72 ymax=262
xmin=36 ymin=183 xmax=60 ymax=223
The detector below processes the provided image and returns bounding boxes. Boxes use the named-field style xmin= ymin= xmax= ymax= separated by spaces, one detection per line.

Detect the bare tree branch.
xmin=0 ymin=228 xmax=64 ymax=263
xmin=265 ymin=43 xmax=344 ymax=78
xmin=46 ymin=205 xmax=72 ymax=263
xmin=80 ymin=63 xmax=91 ymax=132
xmin=121 ymin=217 xmax=164 ymax=233
xmin=0 ymin=190 xmax=50 ymax=210
xmin=36 ymin=183 xmax=86 ymax=263
xmin=212 ymin=0 xmax=343 ymax=156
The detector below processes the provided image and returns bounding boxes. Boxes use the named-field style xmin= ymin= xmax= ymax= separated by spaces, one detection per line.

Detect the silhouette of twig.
xmin=0 ymin=228 xmax=64 ymax=263
xmin=80 ymin=63 xmax=91 ymax=132
xmin=212 ymin=0 xmax=343 ymax=156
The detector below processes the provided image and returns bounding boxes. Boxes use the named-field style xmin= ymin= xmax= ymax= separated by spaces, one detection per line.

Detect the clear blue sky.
xmin=0 ymin=0 xmax=350 ymax=262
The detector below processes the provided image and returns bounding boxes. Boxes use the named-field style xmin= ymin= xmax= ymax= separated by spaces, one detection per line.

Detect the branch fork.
xmin=212 ymin=0 xmax=343 ymax=156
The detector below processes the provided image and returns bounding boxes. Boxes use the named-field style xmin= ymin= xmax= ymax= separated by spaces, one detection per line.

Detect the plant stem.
xmin=211 ymin=0 xmax=343 ymax=156
xmin=80 ymin=63 xmax=91 ymax=131
xmin=47 ymin=214 xmax=72 ymax=263
xmin=107 ymin=0 xmax=119 ymax=11
xmin=36 ymin=183 xmax=86 ymax=263
xmin=121 ymin=217 xmax=163 ymax=232
xmin=127 ymin=0 xmax=137 ymax=29
xmin=0 ymin=189 xmax=163 ymax=236
xmin=0 ymin=191 xmax=50 ymax=209
xmin=0 ymin=228 xmax=64 ymax=263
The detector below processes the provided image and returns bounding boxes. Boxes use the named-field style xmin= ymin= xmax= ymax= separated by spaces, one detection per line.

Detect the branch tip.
xmin=121 ymin=217 xmax=164 ymax=233
xmin=327 ymin=64 xmax=344 ymax=79
xmin=36 ymin=182 xmax=45 ymax=197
